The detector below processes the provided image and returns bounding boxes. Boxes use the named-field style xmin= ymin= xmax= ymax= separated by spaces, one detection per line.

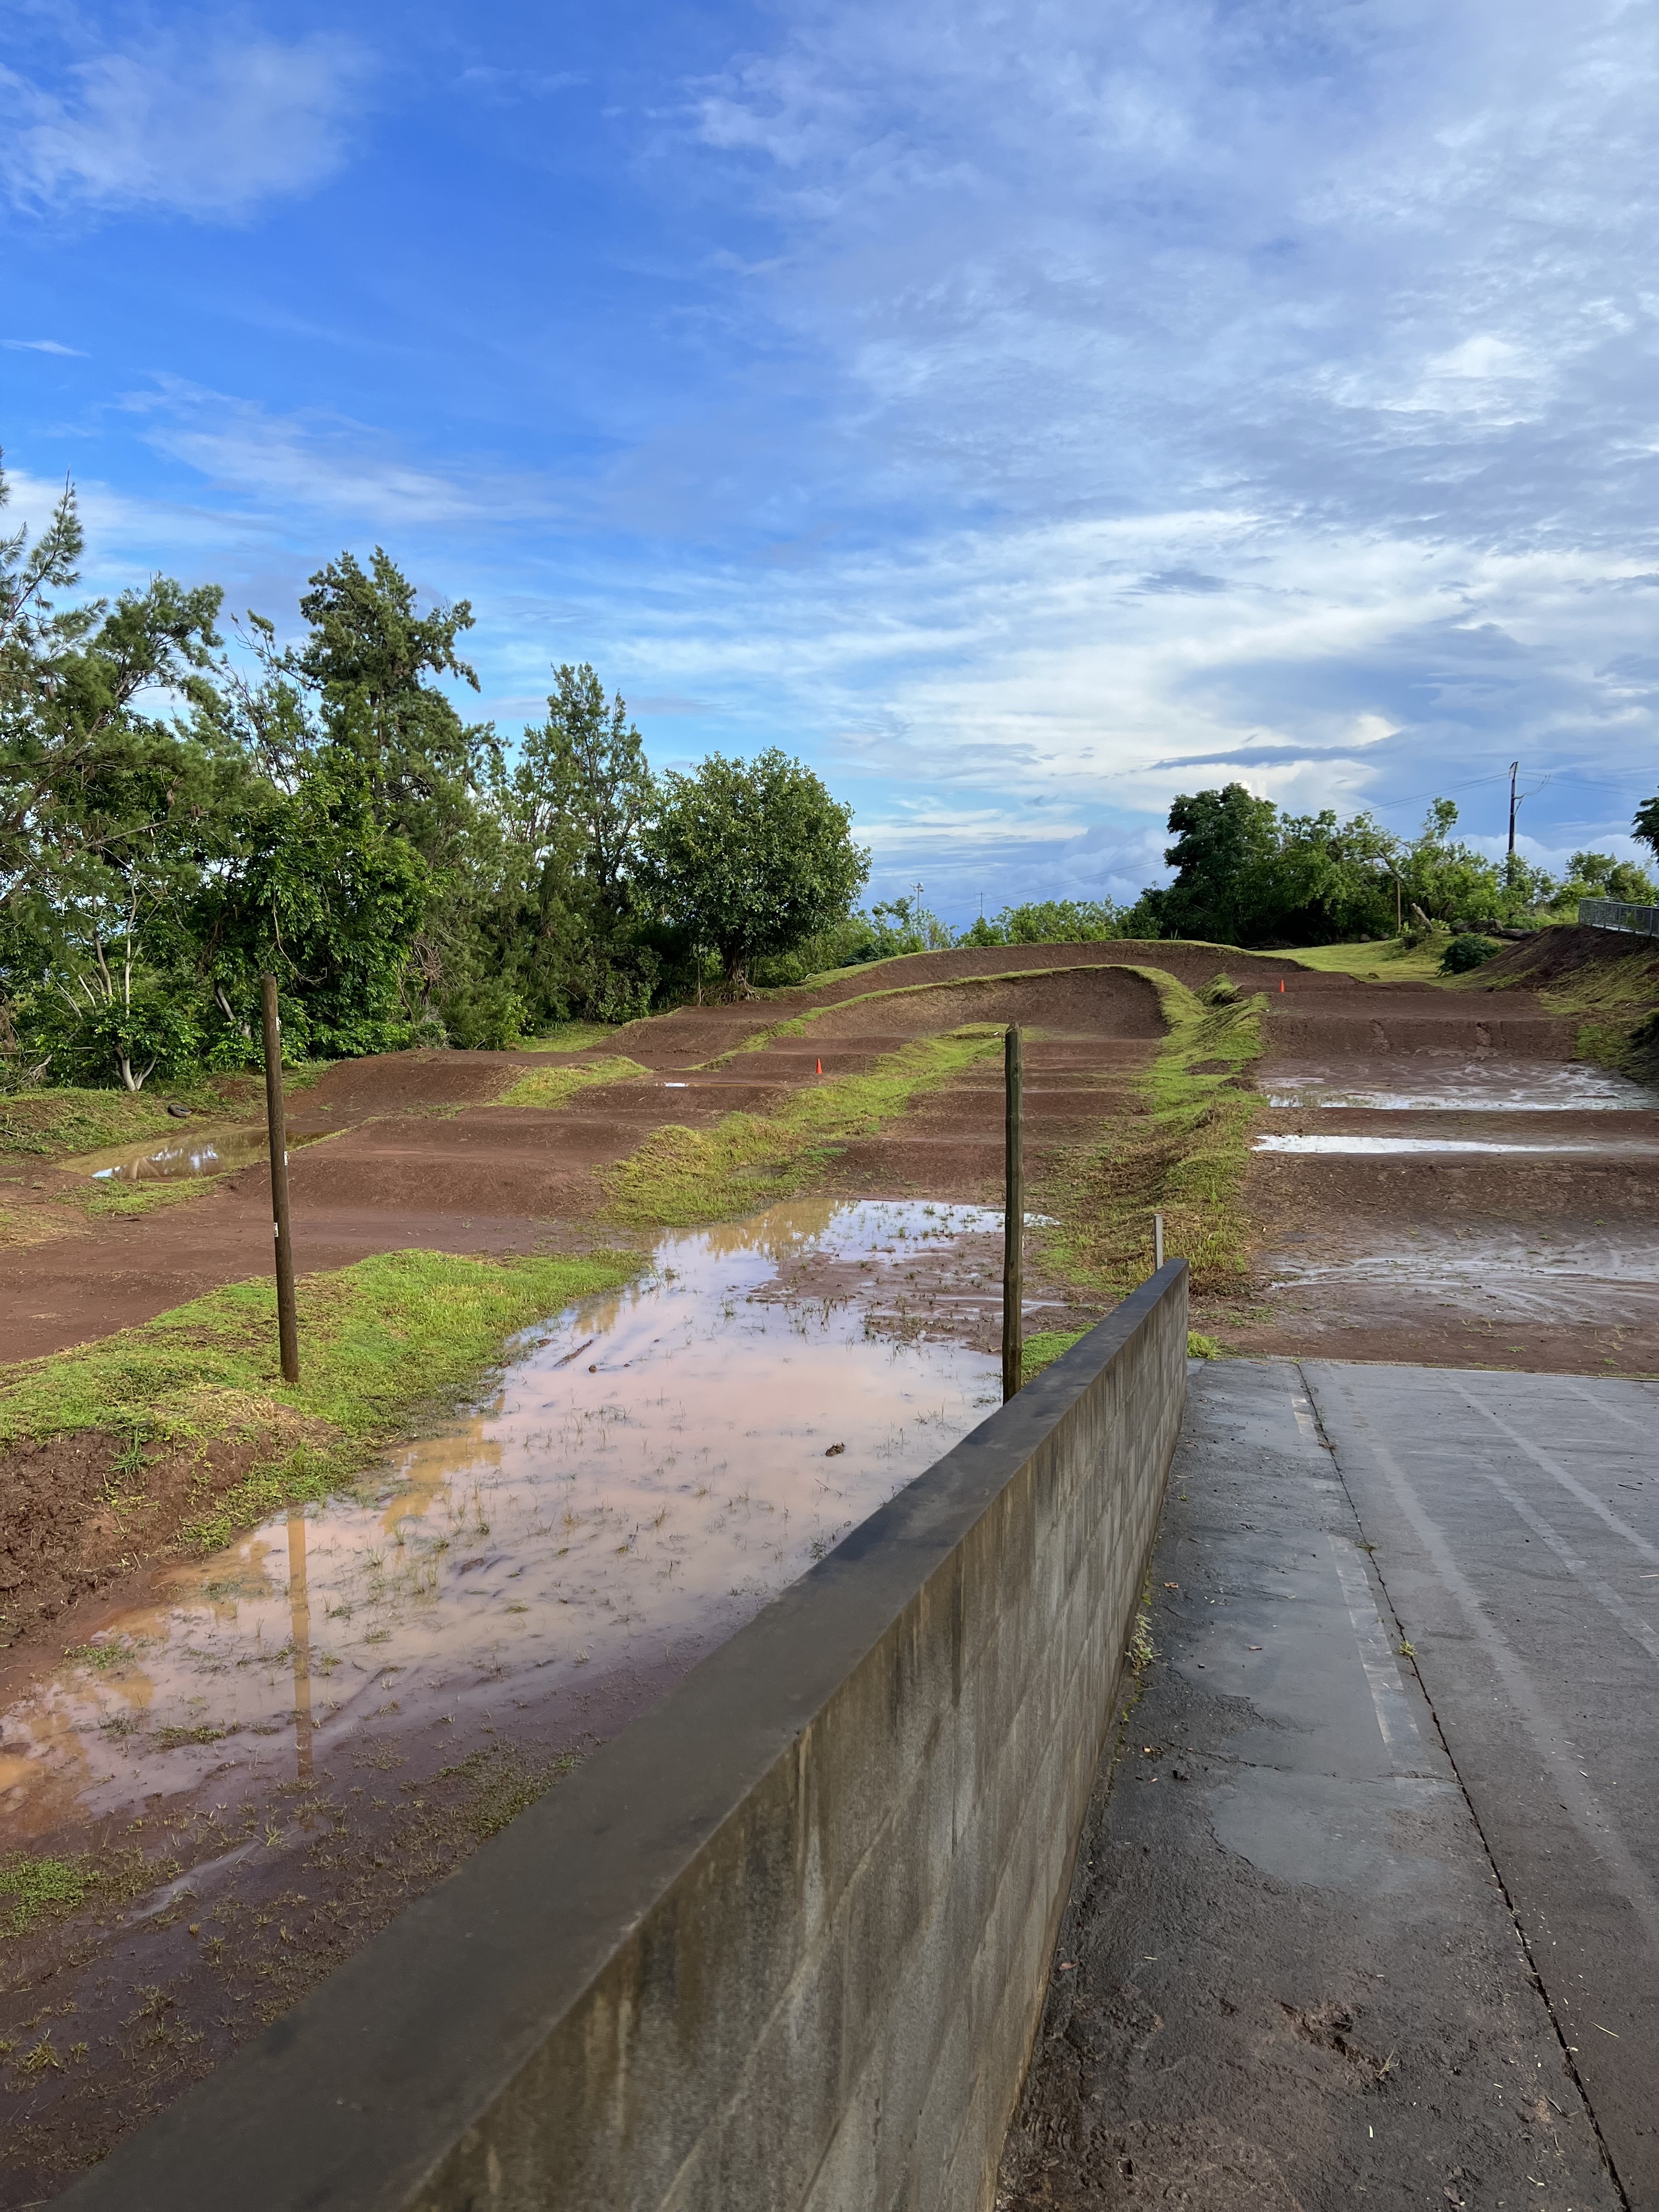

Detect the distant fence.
xmin=63 ymin=1266 xmax=1190 ymax=2212
xmin=1579 ymin=897 xmax=1659 ymax=939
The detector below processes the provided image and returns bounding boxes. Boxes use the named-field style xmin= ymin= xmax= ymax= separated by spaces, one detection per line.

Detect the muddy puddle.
xmin=1263 ymin=1062 xmax=1656 ymax=1111
xmin=67 ymin=1125 xmax=328 ymax=1183
xmin=0 ymin=1199 xmax=1005 ymax=1848
xmin=1267 ymin=1231 xmax=1659 ymax=1325
xmin=1253 ymin=1132 xmax=1659 ymax=1157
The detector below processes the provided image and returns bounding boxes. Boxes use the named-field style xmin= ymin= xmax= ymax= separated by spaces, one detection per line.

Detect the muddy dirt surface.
xmin=0 ymin=1198 xmax=1036 ymax=2200
xmin=4 ymin=935 xmax=1657 ymax=2191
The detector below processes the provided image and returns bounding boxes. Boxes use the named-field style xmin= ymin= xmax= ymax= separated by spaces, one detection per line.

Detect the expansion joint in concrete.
xmin=1296 ymin=1362 xmax=1633 ymax=2212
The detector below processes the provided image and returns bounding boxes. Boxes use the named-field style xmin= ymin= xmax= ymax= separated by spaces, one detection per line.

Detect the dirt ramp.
xmin=302 ymin=1048 xmax=534 ymax=1118
xmin=1264 ymin=1002 xmax=1577 ymax=1060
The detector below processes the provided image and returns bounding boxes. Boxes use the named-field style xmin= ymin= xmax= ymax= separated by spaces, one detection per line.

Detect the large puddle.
xmin=1263 ymin=1062 xmax=1655 ymax=1111
xmin=1253 ymin=1132 xmax=1659 ymax=1156
xmin=0 ymin=1199 xmax=1004 ymax=1844
xmin=67 ymin=1124 xmax=329 ymax=1183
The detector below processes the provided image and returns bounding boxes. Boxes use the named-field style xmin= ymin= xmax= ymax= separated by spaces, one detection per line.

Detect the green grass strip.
xmin=1040 ymin=971 xmax=1264 ymax=1299
xmin=0 ymin=1246 xmax=640 ymax=1550
xmin=605 ymin=1026 xmax=1006 ymax=1227
xmin=494 ymin=1054 xmax=650 ymax=1109
xmin=1021 ymin=1325 xmax=1221 ymax=1384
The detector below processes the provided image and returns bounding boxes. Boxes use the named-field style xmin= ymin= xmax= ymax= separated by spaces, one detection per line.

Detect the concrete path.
xmin=998 ymin=1358 xmax=1646 ymax=2210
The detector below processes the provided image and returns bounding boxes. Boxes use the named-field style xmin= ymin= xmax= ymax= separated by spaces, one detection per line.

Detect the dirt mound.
xmin=302 ymin=1048 xmax=537 ymax=1118
xmin=1476 ymin=924 xmax=1659 ymax=992
xmin=774 ymin=940 xmax=1341 ymax=1006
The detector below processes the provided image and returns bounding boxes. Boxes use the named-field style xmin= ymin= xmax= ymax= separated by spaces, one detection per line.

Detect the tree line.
xmin=5 ymin=458 xmax=1656 ymax=1092
xmin=1 ymin=465 xmax=868 ymax=1090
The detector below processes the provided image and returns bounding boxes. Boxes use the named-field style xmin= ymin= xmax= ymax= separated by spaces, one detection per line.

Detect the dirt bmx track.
xmin=2 ymin=936 xmax=1651 ymax=1374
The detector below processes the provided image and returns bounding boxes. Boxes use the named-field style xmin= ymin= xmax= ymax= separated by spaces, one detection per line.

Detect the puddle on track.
xmin=0 ymin=1199 xmax=1004 ymax=1844
xmin=1263 ymin=1062 xmax=1657 ymax=1111
xmin=1253 ymin=1132 xmax=1659 ymax=1157
xmin=67 ymin=1125 xmax=328 ymax=1183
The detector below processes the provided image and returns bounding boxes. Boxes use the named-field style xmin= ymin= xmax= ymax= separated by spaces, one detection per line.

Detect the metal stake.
xmin=1002 ymin=1023 xmax=1024 ymax=1402
xmin=261 ymin=975 xmax=300 ymax=1384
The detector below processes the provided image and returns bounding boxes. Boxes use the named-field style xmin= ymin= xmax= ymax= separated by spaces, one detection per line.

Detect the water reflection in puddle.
xmin=1264 ymin=1062 xmax=1656 ymax=1111
xmin=0 ymin=1199 xmax=1003 ymax=1841
xmin=67 ymin=1125 xmax=328 ymax=1182
xmin=1254 ymin=1132 xmax=1659 ymax=1156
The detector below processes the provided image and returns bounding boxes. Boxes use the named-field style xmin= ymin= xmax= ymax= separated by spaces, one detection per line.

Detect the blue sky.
xmin=3 ymin=0 xmax=1657 ymax=921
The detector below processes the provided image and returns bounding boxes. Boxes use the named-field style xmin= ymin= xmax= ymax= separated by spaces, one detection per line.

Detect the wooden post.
xmin=261 ymin=975 xmax=300 ymax=1384
xmin=1154 ymin=1211 xmax=1165 ymax=1272
xmin=1002 ymin=1023 xmax=1024 ymax=1403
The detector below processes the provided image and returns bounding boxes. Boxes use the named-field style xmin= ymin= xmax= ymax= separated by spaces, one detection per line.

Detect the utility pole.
xmin=261 ymin=976 xmax=300 ymax=1385
xmin=1508 ymin=761 xmax=1520 ymax=860
xmin=1002 ymin=1024 xmax=1024 ymax=1403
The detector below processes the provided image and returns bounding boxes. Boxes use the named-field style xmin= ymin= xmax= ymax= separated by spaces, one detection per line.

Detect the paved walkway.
xmin=1000 ymin=1358 xmax=1656 ymax=2210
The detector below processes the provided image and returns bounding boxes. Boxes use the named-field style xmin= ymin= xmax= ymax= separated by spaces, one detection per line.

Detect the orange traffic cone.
xmin=816 ymin=1058 xmax=823 ymax=1075
xmin=1279 ymin=978 xmax=1285 ymax=992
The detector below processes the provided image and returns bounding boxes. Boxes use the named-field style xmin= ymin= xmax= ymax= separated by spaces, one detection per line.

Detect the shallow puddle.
xmin=1263 ymin=1062 xmax=1656 ymax=1111
xmin=0 ymin=1199 xmax=1005 ymax=1843
xmin=67 ymin=1125 xmax=328 ymax=1183
xmin=1253 ymin=1132 xmax=1659 ymax=1156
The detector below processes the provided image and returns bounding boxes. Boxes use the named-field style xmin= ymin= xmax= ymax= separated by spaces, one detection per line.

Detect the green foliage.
xmin=642 ymin=749 xmax=870 ymax=988
xmin=1128 ymin=784 xmax=1565 ymax=947
xmin=1548 ymin=849 xmax=1658 ymax=912
xmin=1441 ymin=933 xmax=1502 ymax=974
xmin=1634 ymin=797 xmax=1659 ymax=866
xmin=495 ymin=663 xmax=659 ymax=1023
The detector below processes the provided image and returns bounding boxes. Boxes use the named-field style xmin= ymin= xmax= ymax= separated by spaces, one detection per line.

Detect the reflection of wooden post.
xmin=261 ymin=976 xmax=300 ymax=1384
xmin=287 ymin=1507 xmax=313 ymax=1782
xmin=1002 ymin=1024 xmax=1024 ymax=1403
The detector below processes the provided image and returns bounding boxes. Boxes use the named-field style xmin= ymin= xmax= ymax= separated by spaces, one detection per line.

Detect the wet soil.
xmin=0 ymin=1199 xmax=1023 ymax=2200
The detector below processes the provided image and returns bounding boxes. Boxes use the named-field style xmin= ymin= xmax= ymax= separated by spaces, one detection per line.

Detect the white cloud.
xmin=0 ymin=32 xmax=369 ymax=219
xmin=122 ymin=380 xmax=558 ymax=529
xmin=2 ymin=336 xmax=86 ymax=356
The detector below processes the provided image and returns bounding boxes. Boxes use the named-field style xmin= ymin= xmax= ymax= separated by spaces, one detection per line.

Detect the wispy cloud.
xmin=0 ymin=31 xmax=370 ymax=219
xmin=2 ymin=337 xmax=86 ymax=356
xmin=122 ymin=379 xmax=558 ymax=529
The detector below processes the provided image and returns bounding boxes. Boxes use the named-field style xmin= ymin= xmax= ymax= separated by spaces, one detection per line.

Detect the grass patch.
xmin=1021 ymin=1325 xmax=1221 ymax=1383
xmin=1286 ymin=939 xmax=1453 ymax=985
xmin=0 ymin=1088 xmax=213 ymax=1160
xmin=0 ymin=1246 xmax=641 ymax=1551
xmin=0 ymin=1203 xmax=77 ymax=1249
xmin=520 ymin=1020 xmax=623 ymax=1055
xmin=0 ymin=1854 xmax=94 ymax=1937
xmin=495 ymin=1055 xmax=649 ymax=1109
xmin=1039 ymin=971 xmax=1264 ymax=1299
xmin=605 ymin=1026 xmax=1006 ymax=1226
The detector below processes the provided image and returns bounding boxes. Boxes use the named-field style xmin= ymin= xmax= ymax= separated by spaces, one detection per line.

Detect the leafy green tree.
xmin=1634 ymin=796 xmax=1659 ymax=869
xmin=642 ymin=749 xmax=870 ymax=990
xmin=500 ymin=664 xmax=658 ymax=1022
xmin=1565 ymin=845 xmax=1657 ymax=907
xmin=1 ymin=457 xmax=235 ymax=1086
xmin=190 ymin=761 xmax=430 ymax=1063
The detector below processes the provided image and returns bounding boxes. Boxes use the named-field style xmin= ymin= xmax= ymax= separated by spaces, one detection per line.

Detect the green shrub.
xmin=1440 ymin=933 xmax=1502 ymax=974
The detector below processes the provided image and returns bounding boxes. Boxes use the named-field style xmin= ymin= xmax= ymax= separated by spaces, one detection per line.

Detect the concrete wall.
xmin=61 ymin=1265 xmax=1189 ymax=2212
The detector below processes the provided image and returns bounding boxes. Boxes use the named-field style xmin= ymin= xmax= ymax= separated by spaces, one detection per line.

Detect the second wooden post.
xmin=1002 ymin=1022 xmax=1023 ymax=1402
xmin=261 ymin=975 xmax=300 ymax=1385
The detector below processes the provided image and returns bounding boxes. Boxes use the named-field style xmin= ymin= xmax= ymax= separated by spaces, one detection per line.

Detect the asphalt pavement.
xmin=998 ymin=1357 xmax=1652 ymax=2210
